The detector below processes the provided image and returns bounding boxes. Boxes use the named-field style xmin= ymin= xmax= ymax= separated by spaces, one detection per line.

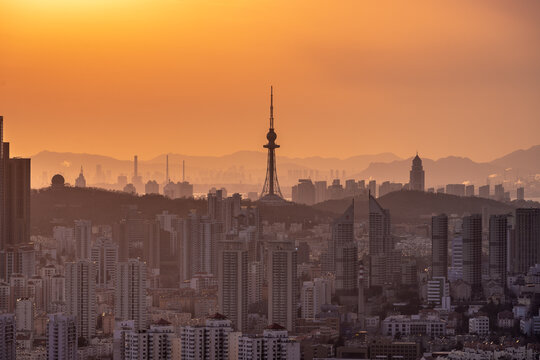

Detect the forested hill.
xmin=30 ymin=187 xmax=334 ymax=235
xmin=313 ymin=190 xmax=537 ymax=223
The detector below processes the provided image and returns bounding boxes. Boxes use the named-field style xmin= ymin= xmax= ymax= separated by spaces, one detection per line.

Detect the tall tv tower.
xmin=260 ymin=86 xmax=285 ymax=203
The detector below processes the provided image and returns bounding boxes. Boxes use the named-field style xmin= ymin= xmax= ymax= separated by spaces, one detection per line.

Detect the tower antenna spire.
xmin=270 ymin=86 xmax=274 ymax=129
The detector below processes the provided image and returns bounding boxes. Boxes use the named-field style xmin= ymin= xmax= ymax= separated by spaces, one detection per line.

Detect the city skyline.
xmin=2 ymin=1 xmax=540 ymax=358
xmin=2 ymin=1 xmax=540 ymax=161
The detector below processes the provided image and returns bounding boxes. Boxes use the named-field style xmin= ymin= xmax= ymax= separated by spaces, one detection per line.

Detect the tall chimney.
xmin=134 ymin=155 xmax=138 ymax=177
xmin=166 ymin=155 xmax=169 ymax=183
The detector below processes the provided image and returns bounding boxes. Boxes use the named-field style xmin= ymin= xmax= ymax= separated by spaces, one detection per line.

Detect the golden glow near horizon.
xmin=1 ymin=0 xmax=539 ymax=161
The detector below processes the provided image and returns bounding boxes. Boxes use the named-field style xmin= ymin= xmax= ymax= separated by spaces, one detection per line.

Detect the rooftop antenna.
xmin=182 ymin=160 xmax=185 ymax=182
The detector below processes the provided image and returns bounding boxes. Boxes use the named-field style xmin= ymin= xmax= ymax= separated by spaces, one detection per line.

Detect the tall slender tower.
xmin=409 ymin=153 xmax=425 ymax=191
xmin=260 ymin=87 xmax=285 ymax=203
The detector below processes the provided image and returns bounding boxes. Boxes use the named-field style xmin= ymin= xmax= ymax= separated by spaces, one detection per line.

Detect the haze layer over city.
xmin=1 ymin=1 xmax=540 ymax=360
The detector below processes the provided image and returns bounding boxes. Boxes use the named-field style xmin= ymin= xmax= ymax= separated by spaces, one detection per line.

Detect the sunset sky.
xmin=1 ymin=0 xmax=539 ymax=162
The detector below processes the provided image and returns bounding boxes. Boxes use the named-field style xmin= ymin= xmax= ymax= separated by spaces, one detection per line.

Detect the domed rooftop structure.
xmin=51 ymin=174 xmax=65 ymax=188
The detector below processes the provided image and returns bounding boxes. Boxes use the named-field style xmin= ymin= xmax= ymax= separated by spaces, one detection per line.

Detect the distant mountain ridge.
xmin=29 ymin=150 xmax=402 ymax=188
xmin=355 ymin=145 xmax=540 ymax=188
xmin=29 ymin=145 xmax=539 ymax=189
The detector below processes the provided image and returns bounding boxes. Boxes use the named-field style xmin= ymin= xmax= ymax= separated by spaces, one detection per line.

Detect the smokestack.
xmin=182 ymin=160 xmax=185 ymax=182
xmin=134 ymin=155 xmax=138 ymax=177
xmin=166 ymin=155 xmax=169 ymax=183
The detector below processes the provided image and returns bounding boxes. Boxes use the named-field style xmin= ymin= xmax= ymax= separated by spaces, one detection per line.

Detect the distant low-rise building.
xmin=382 ymin=314 xmax=446 ymax=337
xmin=469 ymin=316 xmax=489 ymax=335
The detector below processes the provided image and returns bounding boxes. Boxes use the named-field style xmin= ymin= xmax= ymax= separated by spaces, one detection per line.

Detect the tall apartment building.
xmin=91 ymin=237 xmax=118 ymax=289
xmin=300 ymin=278 xmax=332 ymax=319
xmin=115 ymin=259 xmax=147 ymax=331
xmin=218 ymin=241 xmax=248 ymax=332
xmin=15 ymin=297 xmax=33 ymax=331
xmin=267 ymin=241 xmax=297 ymax=332
xmin=237 ymin=324 xmax=301 ymax=360
xmin=180 ymin=314 xmax=233 ymax=360
xmin=74 ymin=219 xmax=92 ymax=260
xmin=123 ymin=320 xmax=175 ymax=360
xmin=66 ymin=260 xmax=96 ymax=340
xmin=46 ymin=313 xmax=77 ymax=360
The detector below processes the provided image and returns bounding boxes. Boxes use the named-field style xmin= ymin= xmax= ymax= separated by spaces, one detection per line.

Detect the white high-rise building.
xmin=426 ymin=277 xmax=451 ymax=310
xmin=180 ymin=314 xmax=233 ymax=360
xmin=218 ymin=241 xmax=248 ymax=332
xmin=267 ymin=241 xmax=297 ymax=332
xmin=123 ymin=319 xmax=175 ymax=360
xmin=300 ymin=278 xmax=332 ymax=319
xmin=46 ymin=313 xmax=77 ymax=360
xmin=66 ymin=260 xmax=96 ymax=340
xmin=115 ymin=259 xmax=147 ymax=331
xmin=74 ymin=220 xmax=92 ymax=260
xmin=237 ymin=324 xmax=300 ymax=360
xmin=91 ymin=237 xmax=119 ymax=289
xmin=0 ymin=314 xmax=16 ymax=360
xmin=15 ymin=297 xmax=34 ymax=331
xmin=248 ymin=261 xmax=263 ymax=307
xmin=113 ymin=320 xmax=135 ymax=360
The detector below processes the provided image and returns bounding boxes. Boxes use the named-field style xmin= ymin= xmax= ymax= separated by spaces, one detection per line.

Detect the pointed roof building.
xmin=75 ymin=166 xmax=86 ymax=188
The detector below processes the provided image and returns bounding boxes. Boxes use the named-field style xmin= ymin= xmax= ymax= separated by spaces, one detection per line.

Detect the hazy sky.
xmin=1 ymin=0 xmax=539 ymax=161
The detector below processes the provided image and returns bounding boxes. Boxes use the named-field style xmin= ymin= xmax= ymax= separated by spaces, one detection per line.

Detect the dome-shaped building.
xmin=51 ymin=174 xmax=65 ymax=188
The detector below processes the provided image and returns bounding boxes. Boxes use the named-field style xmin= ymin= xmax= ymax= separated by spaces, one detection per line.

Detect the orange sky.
xmin=1 ymin=0 xmax=539 ymax=162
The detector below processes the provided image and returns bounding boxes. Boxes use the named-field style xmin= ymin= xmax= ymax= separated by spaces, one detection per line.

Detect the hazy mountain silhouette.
xmin=490 ymin=145 xmax=540 ymax=173
xmin=30 ymin=145 xmax=538 ymax=189
xmin=354 ymin=145 xmax=540 ymax=187
xmin=30 ymin=150 xmax=402 ymax=188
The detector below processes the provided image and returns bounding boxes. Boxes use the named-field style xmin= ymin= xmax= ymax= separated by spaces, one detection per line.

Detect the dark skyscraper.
xmin=0 ymin=117 xmax=31 ymax=250
xmin=333 ymin=203 xmax=358 ymax=297
xmin=462 ymin=214 xmax=482 ymax=295
xmin=409 ymin=153 xmax=425 ymax=191
xmin=431 ymin=214 xmax=448 ymax=279
xmin=260 ymin=87 xmax=285 ymax=204
xmin=369 ymin=194 xmax=393 ymax=286
xmin=489 ymin=214 xmax=508 ymax=286
xmin=511 ymin=208 xmax=540 ymax=274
